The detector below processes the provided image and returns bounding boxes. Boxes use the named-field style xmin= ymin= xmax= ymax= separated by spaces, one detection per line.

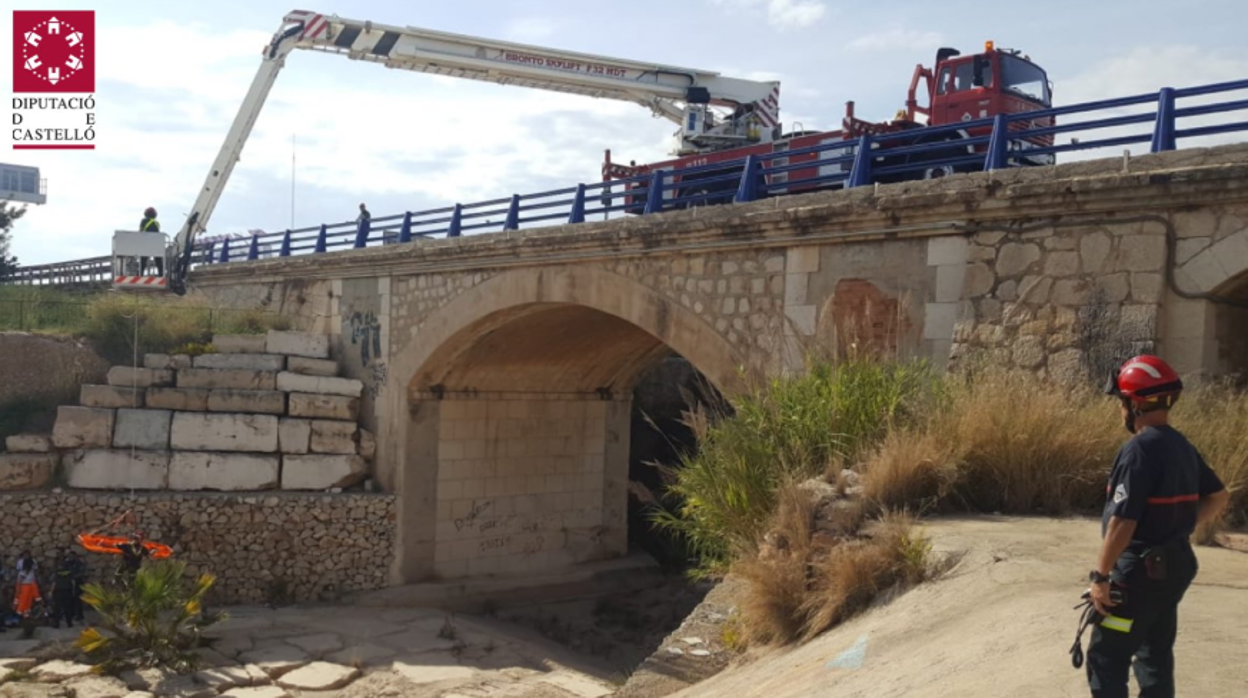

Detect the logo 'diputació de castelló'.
xmin=11 ymin=10 xmax=97 ymax=149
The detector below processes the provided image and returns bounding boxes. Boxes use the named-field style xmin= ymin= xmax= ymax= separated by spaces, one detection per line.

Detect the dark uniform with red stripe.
xmin=1087 ymin=424 xmax=1224 ymax=697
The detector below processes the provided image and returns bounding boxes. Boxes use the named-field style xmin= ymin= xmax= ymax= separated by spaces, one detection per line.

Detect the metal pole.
xmin=291 ymin=133 xmax=296 ymax=229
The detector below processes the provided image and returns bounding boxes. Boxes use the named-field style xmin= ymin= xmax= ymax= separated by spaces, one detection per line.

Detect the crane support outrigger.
xmin=112 ymin=9 xmax=782 ymax=295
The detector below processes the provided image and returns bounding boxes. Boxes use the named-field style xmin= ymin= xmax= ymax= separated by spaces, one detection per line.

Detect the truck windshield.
xmin=1000 ymin=55 xmax=1050 ymax=105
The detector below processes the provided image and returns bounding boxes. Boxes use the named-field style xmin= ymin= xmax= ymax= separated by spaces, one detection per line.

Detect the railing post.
xmin=568 ymin=184 xmax=587 ymax=224
xmin=217 ymin=238 xmax=231 ymax=264
xmin=847 ymin=135 xmax=874 ymax=188
xmin=205 ymin=243 xmax=215 ymax=265
xmin=314 ymin=224 xmax=328 ymax=254
xmin=247 ymin=234 xmax=260 ymax=261
xmin=447 ymin=204 xmax=463 ymax=238
xmin=503 ymin=195 xmax=521 ymax=231
xmin=353 ymin=219 xmax=371 ymax=249
xmin=984 ymin=114 xmax=1010 ymax=171
xmin=1151 ymin=87 xmax=1177 ymax=153
xmin=397 ymin=212 xmax=413 ymax=244
xmin=395 ymin=212 xmax=412 ymax=244
xmin=734 ymin=155 xmax=762 ymax=203
xmin=279 ymin=230 xmax=292 ymax=257
xmin=643 ymin=170 xmax=665 ymax=214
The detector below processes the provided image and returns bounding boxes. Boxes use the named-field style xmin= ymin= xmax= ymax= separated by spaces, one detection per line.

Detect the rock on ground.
xmin=238 ymin=645 xmax=309 ymax=679
xmin=193 ymin=666 xmax=256 ymax=693
xmin=30 ymin=660 xmax=93 ymax=683
xmin=0 ymin=683 xmax=70 ymax=697
xmin=119 ymin=667 xmax=212 ymax=697
xmin=274 ymin=661 xmax=359 ymax=691
xmin=391 ymin=651 xmax=475 ymax=685
xmin=62 ymin=676 xmax=129 ymax=698
xmin=219 ymin=687 xmax=291 ymax=698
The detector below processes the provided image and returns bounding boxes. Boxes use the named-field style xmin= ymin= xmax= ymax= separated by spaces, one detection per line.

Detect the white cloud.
xmin=766 ymin=0 xmax=827 ymax=28
xmin=1053 ymin=45 xmax=1248 ymax=160
xmin=502 ymin=17 xmax=560 ymax=44
xmin=846 ymin=28 xmax=944 ymax=53
xmin=711 ymin=0 xmax=827 ymax=30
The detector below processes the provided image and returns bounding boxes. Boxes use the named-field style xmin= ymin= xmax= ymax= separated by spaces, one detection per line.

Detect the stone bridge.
xmin=192 ymin=144 xmax=1248 ymax=585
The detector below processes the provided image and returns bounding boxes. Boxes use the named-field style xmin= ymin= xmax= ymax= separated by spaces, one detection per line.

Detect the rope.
xmin=1069 ymin=596 xmax=1098 ymax=669
xmin=86 ymin=510 xmax=135 ymax=537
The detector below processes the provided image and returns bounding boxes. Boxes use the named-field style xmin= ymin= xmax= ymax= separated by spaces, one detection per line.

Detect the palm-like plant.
xmin=75 ymin=560 xmax=226 ymax=673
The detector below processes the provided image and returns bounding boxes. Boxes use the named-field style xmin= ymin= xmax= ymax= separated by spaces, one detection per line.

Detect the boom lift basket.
xmin=112 ymin=230 xmax=170 ymax=291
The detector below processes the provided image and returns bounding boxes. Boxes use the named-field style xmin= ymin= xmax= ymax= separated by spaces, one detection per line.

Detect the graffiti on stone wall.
xmin=349 ymin=311 xmax=383 ymax=364
xmin=447 ymin=500 xmax=558 ymax=556
xmin=454 ymin=499 xmax=493 ymax=532
xmin=348 ymin=310 xmax=387 ymax=397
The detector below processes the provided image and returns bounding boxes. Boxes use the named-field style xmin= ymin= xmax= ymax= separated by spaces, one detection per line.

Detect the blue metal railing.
xmin=6 ymin=78 xmax=1248 ymax=283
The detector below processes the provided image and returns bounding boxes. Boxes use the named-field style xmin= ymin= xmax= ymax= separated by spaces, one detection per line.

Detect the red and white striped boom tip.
xmin=114 ymin=276 xmax=167 ymax=288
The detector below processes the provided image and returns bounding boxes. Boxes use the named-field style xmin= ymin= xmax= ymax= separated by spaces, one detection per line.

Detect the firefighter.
xmin=11 ymin=550 xmax=41 ymax=619
xmin=50 ymin=548 xmax=82 ymax=628
xmin=1086 ymin=355 xmax=1230 ymax=697
xmin=116 ymin=533 xmax=149 ymax=586
xmin=139 ymin=206 xmax=163 ymax=276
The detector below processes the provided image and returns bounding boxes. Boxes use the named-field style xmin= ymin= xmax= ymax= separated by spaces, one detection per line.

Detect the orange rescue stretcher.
xmin=76 ymin=533 xmax=173 ymax=559
xmin=76 ymin=510 xmax=173 ymax=559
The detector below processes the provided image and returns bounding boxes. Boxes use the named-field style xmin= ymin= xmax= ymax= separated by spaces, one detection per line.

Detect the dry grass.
xmin=860 ymin=430 xmax=959 ymax=513
xmin=860 ymin=369 xmax=1121 ymax=516
xmin=858 ymin=368 xmax=1248 ymax=531
xmin=1173 ymin=380 xmax=1248 ymax=534
xmin=733 ymin=484 xmax=933 ymax=646
xmin=81 ymin=294 xmax=290 ymax=364
xmin=936 ymin=370 xmax=1121 ymax=514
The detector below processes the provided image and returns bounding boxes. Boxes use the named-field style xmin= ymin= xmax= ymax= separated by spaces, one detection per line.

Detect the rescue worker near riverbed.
xmin=1086 ymin=355 xmax=1230 ymax=697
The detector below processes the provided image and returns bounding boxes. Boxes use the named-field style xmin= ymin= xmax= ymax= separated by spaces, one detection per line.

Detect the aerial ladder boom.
xmin=149 ymin=10 xmax=780 ymax=295
xmin=286 ymin=12 xmax=781 ymax=145
xmin=160 ymin=21 xmax=303 ymax=294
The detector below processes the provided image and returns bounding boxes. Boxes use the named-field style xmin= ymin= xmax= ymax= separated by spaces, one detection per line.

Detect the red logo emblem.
xmin=12 ymin=11 xmax=94 ymax=93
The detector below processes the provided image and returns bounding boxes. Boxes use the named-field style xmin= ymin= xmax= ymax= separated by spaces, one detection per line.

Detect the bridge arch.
xmin=1170 ymin=228 xmax=1248 ymax=378
xmin=386 ymin=266 xmax=746 ymax=582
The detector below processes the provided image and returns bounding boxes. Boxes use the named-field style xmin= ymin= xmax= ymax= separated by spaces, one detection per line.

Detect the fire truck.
xmin=114 ymin=9 xmax=1049 ymax=294
xmin=603 ymin=41 xmax=1055 ymax=206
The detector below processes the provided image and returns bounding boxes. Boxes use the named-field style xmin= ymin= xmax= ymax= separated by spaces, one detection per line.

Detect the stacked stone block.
xmin=1 ymin=331 xmax=373 ymax=493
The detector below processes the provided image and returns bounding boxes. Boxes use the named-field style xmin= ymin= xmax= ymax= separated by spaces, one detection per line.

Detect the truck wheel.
xmin=923 ymin=163 xmax=956 ymax=179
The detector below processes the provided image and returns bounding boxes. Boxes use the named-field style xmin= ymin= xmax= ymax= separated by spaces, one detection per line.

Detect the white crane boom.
xmin=150 ymin=10 xmax=781 ymax=294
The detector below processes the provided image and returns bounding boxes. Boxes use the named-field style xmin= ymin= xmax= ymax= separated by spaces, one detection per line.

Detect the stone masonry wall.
xmin=432 ymin=397 xmax=627 ymax=579
xmin=0 ymin=491 xmax=395 ymax=605
xmin=387 ymin=249 xmax=794 ymax=378
xmin=950 ymin=221 xmax=1167 ymax=382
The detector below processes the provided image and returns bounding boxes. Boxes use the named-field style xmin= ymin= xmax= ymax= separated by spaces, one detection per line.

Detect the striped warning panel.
xmin=113 ymin=276 xmax=168 ymax=288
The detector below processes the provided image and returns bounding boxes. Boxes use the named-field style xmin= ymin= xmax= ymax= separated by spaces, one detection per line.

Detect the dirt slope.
xmin=673 ymin=516 xmax=1248 ymax=698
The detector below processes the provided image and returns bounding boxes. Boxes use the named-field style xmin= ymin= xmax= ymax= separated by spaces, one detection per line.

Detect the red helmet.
xmin=144 ymin=207 xmax=157 ymax=218
xmin=1104 ymin=355 xmax=1183 ymax=406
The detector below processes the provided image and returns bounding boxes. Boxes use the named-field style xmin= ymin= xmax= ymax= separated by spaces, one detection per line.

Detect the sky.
xmin=2 ymin=0 xmax=1247 ymax=265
